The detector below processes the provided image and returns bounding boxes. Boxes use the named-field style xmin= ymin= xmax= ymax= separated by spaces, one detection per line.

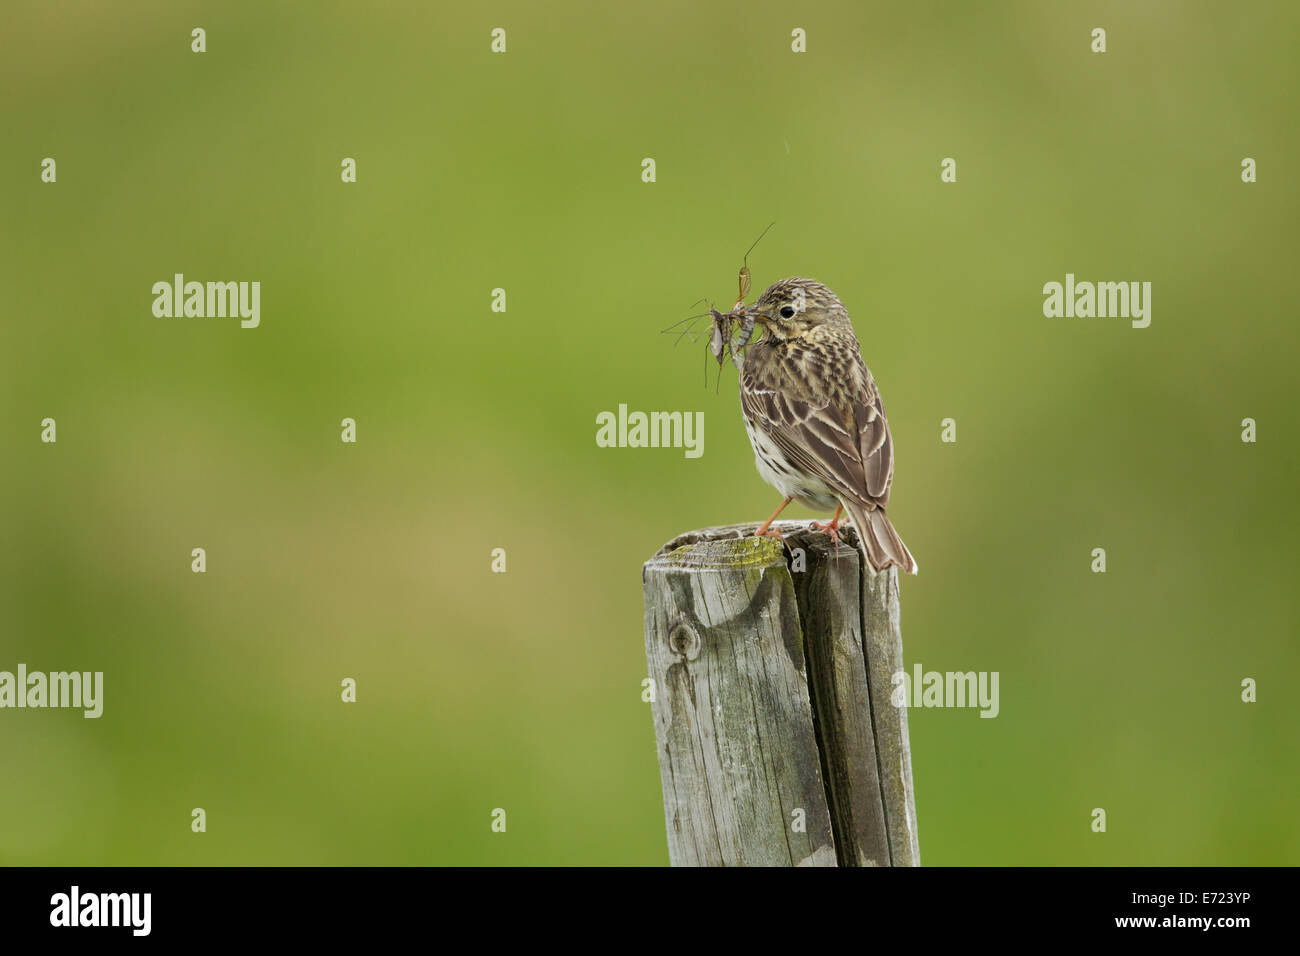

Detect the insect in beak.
xmin=708 ymin=308 xmax=728 ymax=366
xmin=687 ymin=222 xmax=775 ymax=378
xmin=709 ymin=303 xmax=760 ymax=370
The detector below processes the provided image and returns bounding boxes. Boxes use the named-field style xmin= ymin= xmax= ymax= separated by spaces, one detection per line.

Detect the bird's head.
xmin=746 ymin=278 xmax=850 ymax=342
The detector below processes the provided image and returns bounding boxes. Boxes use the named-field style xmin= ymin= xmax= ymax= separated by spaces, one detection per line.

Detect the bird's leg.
xmin=755 ymin=496 xmax=794 ymax=540
xmin=809 ymin=505 xmax=844 ymax=548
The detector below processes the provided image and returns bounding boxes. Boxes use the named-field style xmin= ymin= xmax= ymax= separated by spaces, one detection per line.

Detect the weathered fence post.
xmin=642 ymin=520 xmax=919 ymax=867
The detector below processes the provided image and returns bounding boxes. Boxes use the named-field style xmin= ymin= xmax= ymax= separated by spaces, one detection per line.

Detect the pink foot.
xmin=808 ymin=519 xmax=841 ymax=548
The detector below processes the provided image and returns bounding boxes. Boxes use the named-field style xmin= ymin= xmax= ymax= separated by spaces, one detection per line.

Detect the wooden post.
xmin=642 ymin=520 xmax=919 ymax=867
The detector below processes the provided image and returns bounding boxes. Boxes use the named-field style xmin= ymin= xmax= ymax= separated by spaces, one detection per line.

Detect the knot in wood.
xmin=667 ymin=620 xmax=701 ymax=661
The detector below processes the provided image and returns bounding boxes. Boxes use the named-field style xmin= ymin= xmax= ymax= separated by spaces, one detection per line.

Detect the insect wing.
xmin=708 ymin=308 xmax=729 ymax=366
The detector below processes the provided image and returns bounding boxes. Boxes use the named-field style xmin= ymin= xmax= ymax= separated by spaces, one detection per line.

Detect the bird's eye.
xmin=780 ymin=305 xmax=795 ymax=319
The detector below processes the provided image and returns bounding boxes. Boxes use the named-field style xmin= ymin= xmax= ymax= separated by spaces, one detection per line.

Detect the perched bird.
xmin=737 ymin=277 xmax=918 ymax=574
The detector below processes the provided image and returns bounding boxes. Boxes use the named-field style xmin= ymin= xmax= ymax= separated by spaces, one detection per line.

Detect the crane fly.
xmin=661 ymin=223 xmax=774 ymax=387
xmin=708 ymin=221 xmax=773 ymax=368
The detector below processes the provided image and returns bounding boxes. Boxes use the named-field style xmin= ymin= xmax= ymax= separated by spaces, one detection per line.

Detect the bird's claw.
xmin=808 ymin=519 xmax=841 ymax=547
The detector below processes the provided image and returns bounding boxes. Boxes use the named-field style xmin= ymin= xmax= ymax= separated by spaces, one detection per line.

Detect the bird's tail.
xmin=844 ymin=501 xmax=918 ymax=575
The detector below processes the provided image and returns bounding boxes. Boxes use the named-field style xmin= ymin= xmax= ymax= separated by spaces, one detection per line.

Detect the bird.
xmin=737 ymin=277 xmax=918 ymax=574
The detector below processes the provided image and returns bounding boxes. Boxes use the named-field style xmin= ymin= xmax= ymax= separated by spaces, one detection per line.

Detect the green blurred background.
xmin=2 ymin=1 xmax=1296 ymax=865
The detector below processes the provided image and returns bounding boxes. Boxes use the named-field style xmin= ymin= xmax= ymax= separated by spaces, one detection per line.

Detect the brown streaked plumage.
xmin=737 ymin=277 xmax=917 ymax=574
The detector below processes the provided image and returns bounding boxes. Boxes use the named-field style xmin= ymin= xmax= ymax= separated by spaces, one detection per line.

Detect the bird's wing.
xmin=741 ymin=344 xmax=894 ymax=509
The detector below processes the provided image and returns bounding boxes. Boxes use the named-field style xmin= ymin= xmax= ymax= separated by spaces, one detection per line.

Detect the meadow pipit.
xmin=736 ymin=277 xmax=918 ymax=574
